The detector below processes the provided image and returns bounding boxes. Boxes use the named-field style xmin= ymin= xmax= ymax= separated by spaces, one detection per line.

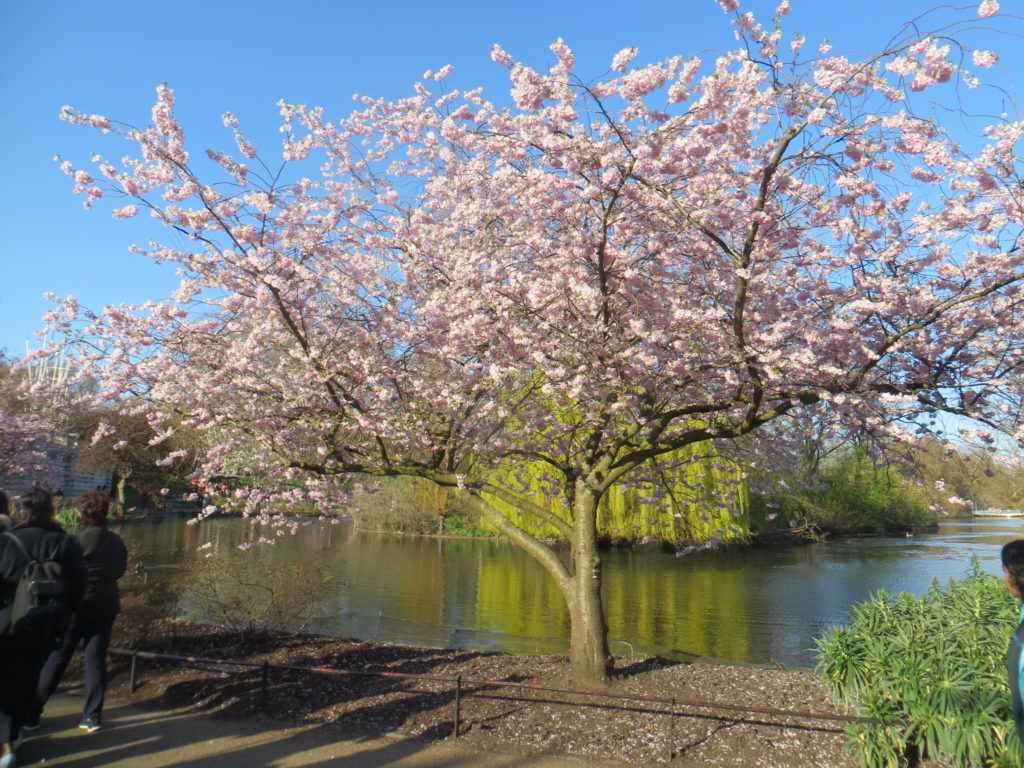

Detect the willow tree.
xmin=483 ymin=446 xmax=749 ymax=546
xmin=37 ymin=1 xmax=1024 ymax=685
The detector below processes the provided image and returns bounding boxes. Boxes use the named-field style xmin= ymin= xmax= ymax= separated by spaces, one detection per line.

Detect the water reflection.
xmin=115 ymin=516 xmax=1024 ymax=668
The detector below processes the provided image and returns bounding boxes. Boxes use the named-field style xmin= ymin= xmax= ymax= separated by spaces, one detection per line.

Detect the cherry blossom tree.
xmin=71 ymin=409 xmax=202 ymax=509
xmin=35 ymin=0 xmax=1024 ymax=684
xmin=0 ymin=409 xmax=59 ymax=490
xmin=0 ymin=357 xmax=63 ymax=489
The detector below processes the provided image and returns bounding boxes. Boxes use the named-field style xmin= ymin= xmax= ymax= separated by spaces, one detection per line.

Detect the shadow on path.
xmin=15 ymin=689 xmax=600 ymax=768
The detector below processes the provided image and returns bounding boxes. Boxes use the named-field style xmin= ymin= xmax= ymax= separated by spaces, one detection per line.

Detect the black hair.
xmin=1002 ymin=539 xmax=1024 ymax=597
xmin=20 ymin=487 xmax=55 ymax=523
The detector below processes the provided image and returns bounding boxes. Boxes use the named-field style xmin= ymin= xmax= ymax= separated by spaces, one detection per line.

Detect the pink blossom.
xmin=978 ymin=1 xmax=999 ymax=18
xmin=610 ymin=47 xmax=639 ymax=73
xmin=806 ymin=107 xmax=827 ymax=124
xmin=490 ymin=44 xmax=513 ymax=66
xmin=973 ymin=50 xmax=998 ymax=68
xmin=0 ymin=408 xmax=62 ymax=484
xmin=715 ymin=0 xmax=739 ymax=12
xmin=549 ymin=39 xmax=575 ymax=72
xmin=89 ymin=420 xmax=116 ymax=444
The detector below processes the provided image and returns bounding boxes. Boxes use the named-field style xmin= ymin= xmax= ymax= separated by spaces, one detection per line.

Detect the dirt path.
xmin=16 ymin=689 xmax=606 ymax=768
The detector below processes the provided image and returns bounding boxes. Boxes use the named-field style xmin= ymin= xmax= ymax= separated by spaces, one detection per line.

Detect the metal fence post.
xmin=667 ymin=697 xmax=676 ymax=762
xmin=129 ymin=650 xmax=139 ymax=693
xmin=452 ymin=675 xmax=462 ymax=738
xmin=260 ymin=661 xmax=270 ymax=710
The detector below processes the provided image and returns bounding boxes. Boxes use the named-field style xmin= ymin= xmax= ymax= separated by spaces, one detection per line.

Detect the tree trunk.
xmin=461 ymin=480 xmax=613 ymax=687
xmin=565 ymin=485 xmax=611 ymax=687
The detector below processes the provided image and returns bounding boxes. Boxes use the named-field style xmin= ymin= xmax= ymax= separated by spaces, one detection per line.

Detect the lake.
xmin=113 ymin=515 xmax=1023 ymax=668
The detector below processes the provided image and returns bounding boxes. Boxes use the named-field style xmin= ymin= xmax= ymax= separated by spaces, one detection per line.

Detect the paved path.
xmin=15 ymin=690 xmax=601 ymax=768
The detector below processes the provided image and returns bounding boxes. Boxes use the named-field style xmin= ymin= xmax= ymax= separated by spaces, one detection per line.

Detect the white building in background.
xmin=56 ymin=444 xmax=112 ymax=497
xmin=0 ymin=439 xmax=110 ymax=498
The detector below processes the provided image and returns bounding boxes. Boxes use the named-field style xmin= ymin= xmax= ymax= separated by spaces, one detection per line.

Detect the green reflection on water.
xmin=115 ymin=516 xmax=1021 ymax=667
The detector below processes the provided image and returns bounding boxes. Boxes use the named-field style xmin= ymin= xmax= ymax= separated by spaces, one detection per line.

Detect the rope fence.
xmin=108 ymin=645 xmax=869 ymax=743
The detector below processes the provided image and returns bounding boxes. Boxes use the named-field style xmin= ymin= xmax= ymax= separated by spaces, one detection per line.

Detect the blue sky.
xmin=1 ymin=0 xmax=1020 ymax=356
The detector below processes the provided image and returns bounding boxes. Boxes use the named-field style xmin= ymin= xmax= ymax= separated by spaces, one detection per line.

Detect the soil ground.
xmin=66 ymin=620 xmax=864 ymax=768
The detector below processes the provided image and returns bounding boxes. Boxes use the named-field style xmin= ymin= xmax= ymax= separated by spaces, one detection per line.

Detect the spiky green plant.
xmin=816 ymin=559 xmax=1023 ymax=767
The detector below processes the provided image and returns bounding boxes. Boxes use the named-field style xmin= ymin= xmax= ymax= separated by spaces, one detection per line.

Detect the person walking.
xmin=1 ymin=488 xmax=87 ymax=768
xmin=31 ymin=491 xmax=128 ymax=734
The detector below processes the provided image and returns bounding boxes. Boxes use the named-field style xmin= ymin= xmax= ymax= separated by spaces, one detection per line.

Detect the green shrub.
xmin=177 ymin=549 xmax=340 ymax=642
xmin=56 ymin=506 xmax=80 ymax=532
xmin=438 ymin=513 xmax=493 ymax=538
xmin=348 ymin=476 xmax=464 ymax=535
xmin=753 ymin=446 xmax=932 ymax=537
xmin=816 ymin=560 xmax=1023 ymax=767
xmin=115 ymin=565 xmax=182 ymax=648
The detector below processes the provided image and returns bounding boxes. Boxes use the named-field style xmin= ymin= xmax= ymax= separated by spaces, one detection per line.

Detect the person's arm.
xmin=0 ymin=536 xmax=21 ymax=582
xmin=111 ymin=533 xmax=128 ymax=580
xmin=1018 ymin=643 xmax=1024 ymax=704
xmin=62 ymin=536 xmax=88 ymax=610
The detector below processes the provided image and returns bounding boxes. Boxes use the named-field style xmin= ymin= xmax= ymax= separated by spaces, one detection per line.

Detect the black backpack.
xmin=3 ymin=531 xmax=69 ymax=641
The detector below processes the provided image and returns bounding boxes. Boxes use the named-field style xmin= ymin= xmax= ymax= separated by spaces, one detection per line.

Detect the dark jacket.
xmin=0 ymin=520 xmax=88 ymax=633
xmin=74 ymin=524 xmax=128 ymax=620
xmin=1009 ymin=608 xmax=1024 ymax=746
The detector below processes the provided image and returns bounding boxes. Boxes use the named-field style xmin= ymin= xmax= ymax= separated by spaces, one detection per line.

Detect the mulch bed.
xmin=99 ymin=621 xmax=863 ymax=767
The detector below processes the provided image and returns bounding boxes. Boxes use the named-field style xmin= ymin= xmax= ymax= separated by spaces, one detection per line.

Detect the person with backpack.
xmin=0 ymin=488 xmax=86 ymax=768
xmin=31 ymin=491 xmax=128 ymax=734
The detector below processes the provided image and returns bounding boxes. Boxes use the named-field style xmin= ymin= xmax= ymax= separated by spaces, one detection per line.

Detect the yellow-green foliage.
xmin=480 ymin=446 xmax=749 ymax=546
xmin=474 ymin=542 xmax=570 ymax=642
xmin=602 ymin=555 xmax=753 ymax=660
xmin=472 ymin=540 xmax=753 ymax=660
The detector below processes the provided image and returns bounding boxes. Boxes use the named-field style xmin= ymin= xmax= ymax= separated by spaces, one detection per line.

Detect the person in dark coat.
xmin=0 ymin=488 xmax=87 ymax=767
xmin=0 ymin=489 xmax=11 ymax=531
xmin=32 ymin=491 xmax=128 ymax=733
xmin=1003 ymin=538 xmax=1024 ymax=749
